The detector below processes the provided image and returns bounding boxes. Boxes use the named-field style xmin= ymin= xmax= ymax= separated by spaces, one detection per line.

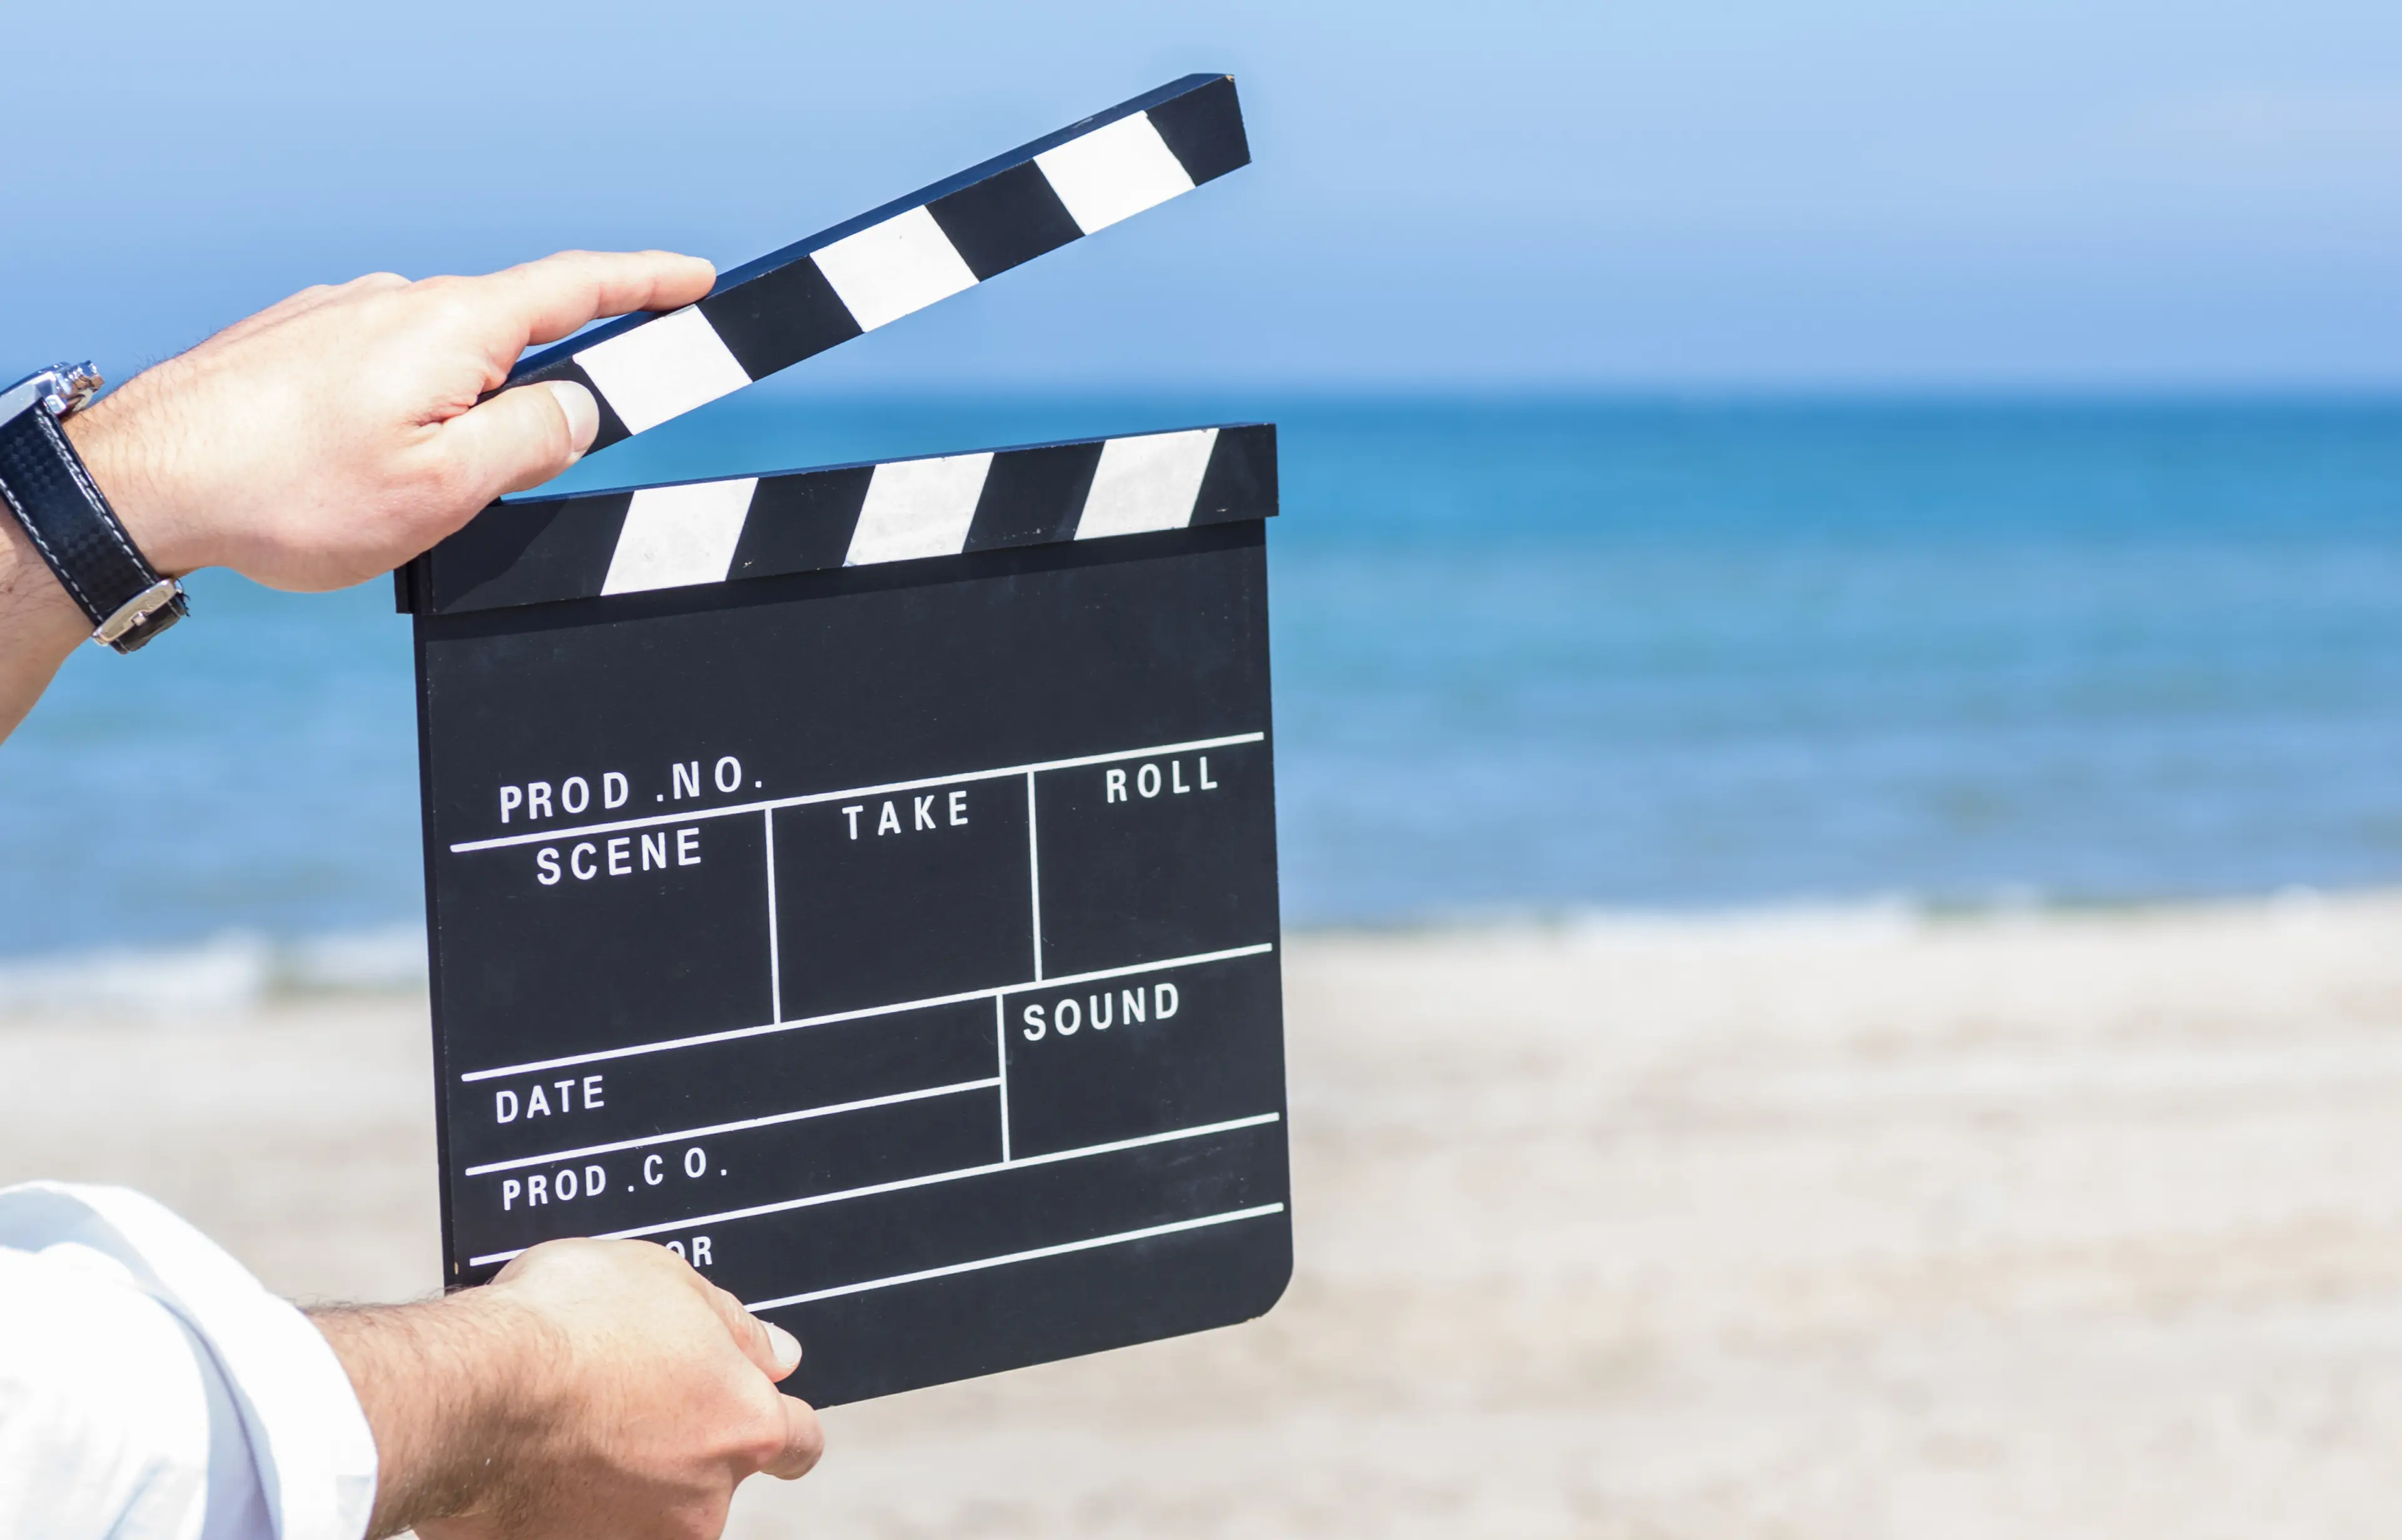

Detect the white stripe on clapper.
xmin=844 ymin=452 xmax=993 ymax=565
xmin=813 ymin=205 xmax=981 ymax=332
xmin=1076 ymin=428 xmax=1216 ymax=539
xmin=1035 ymin=113 xmax=1197 ymax=235
xmin=574 ymin=306 xmax=754 ymax=436
xmin=600 ymin=479 xmax=758 ymax=595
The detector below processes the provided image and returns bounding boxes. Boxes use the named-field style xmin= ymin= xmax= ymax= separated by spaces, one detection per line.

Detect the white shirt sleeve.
xmin=0 ymin=1183 xmax=377 ymax=1540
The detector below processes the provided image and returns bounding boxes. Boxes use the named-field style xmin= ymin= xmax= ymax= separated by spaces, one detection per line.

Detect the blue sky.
xmin=11 ymin=0 xmax=2399 ymax=389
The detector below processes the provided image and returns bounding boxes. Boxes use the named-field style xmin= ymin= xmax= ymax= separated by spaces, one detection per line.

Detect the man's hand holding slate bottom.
xmin=0 ymin=249 xmax=714 ymax=734
xmin=315 ymin=1239 xmax=823 ymax=1540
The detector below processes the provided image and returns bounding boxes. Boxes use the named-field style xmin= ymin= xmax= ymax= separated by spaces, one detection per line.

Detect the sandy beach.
xmin=9 ymin=892 xmax=2402 ymax=1537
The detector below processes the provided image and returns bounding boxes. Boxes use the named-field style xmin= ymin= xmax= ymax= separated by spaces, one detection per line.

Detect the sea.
xmin=2 ymin=395 xmax=2397 ymax=994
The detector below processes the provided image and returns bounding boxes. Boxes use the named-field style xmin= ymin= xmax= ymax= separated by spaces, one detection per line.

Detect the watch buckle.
xmin=92 ymin=577 xmax=185 ymax=648
xmin=43 ymin=364 xmax=105 ymax=418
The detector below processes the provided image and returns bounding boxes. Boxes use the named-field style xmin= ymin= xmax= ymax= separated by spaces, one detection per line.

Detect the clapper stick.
xmin=411 ymin=424 xmax=1277 ymax=615
xmin=507 ymin=74 xmax=1248 ymax=451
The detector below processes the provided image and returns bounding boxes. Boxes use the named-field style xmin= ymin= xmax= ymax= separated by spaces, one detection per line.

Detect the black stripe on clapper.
xmin=697 ymin=260 xmax=863 ymax=383
xmin=728 ymin=465 xmax=876 ymax=580
xmin=1147 ymin=75 xmax=1252 ymax=186
xmin=963 ymin=442 xmax=1106 ymax=551
xmin=927 ymin=163 xmax=1084 ymax=282
xmin=422 ymin=493 xmax=632 ymax=614
xmin=1191 ymin=424 xmax=1278 ymax=527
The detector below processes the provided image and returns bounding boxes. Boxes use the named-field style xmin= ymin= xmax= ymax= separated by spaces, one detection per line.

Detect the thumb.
xmin=695 ymin=1276 xmax=803 ymax=1382
xmin=440 ymin=379 xmax=600 ymax=501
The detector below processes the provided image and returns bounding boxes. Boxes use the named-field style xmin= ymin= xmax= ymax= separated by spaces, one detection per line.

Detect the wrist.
xmin=60 ymin=385 xmax=208 ymax=577
xmin=313 ymin=1289 xmax=575 ymax=1536
xmin=0 ymin=510 xmax=90 ymax=646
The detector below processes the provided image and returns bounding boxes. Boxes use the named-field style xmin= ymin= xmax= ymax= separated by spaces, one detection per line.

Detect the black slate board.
xmin=407 ymin=516 xmax=1290 ymax=1406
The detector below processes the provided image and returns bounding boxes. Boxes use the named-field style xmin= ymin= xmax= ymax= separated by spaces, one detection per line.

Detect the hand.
xmin=63 ymin=248 xmax=714 ymax=590
xmin=313 ymin=1239 xmax=823 ymax=1540
xmin=0 ymin=248 xmax=711 ymax=740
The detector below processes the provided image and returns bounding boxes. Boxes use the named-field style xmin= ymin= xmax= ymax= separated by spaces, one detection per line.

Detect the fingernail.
xmin=546 ymin=380 xmax=600 ymax=462
xmin=766 ymin=1321 xmax=802 ymax=1369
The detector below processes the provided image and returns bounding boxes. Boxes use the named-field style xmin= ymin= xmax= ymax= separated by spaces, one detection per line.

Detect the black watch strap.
xmin=0 ymin=368 xmax=187 ymax=654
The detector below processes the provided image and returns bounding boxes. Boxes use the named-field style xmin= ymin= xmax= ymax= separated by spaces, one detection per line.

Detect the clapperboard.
xmin=393 ymin=75 xmax=1290 ymax=1406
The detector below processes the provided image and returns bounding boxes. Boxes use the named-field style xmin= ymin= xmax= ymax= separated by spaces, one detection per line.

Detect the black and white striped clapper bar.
xmin=395 ymin=74 xmax=1290 ymax=1407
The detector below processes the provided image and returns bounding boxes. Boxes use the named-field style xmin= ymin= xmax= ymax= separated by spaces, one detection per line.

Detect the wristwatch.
xmin=0 ymin=364 xmax=187 ymax=652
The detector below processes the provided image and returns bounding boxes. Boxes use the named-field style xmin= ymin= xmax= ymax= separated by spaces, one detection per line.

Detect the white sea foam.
xmin=0 ymin=926 xmax=427 ymax=1015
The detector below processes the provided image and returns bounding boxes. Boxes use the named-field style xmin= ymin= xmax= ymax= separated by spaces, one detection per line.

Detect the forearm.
xmin=310 ymin=1292 xmax=569 ymax=1539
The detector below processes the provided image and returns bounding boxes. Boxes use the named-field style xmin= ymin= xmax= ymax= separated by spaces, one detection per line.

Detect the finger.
xmin=489 ymin=249 xmax=718 ymax=348
xmin=760 ymin=1394 xmax=825 ymax=1481
xmin=696 ymin=1277 xmax=803 ymax=1382
xmin=436 ymin=379 xmax=600 ymax=504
